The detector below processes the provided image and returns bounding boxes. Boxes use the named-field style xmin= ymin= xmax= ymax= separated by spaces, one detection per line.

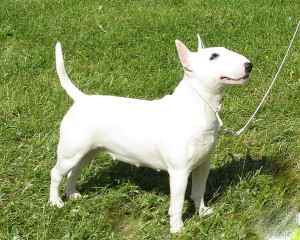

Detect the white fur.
xmin=49 ymin=36 xmax=252 ymax=233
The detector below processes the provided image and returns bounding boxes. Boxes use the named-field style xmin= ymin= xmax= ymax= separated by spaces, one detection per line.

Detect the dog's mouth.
xmin=219 ymin=75 xmax=249 ymax=84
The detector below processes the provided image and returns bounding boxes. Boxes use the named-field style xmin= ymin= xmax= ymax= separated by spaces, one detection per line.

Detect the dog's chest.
xmin=156 ymin=107 xmax=219 ymax=170
xmin=188 ymin=130 xmax=217 ymax=165
xmin=174 ymin=99 xmax=219 ymax=164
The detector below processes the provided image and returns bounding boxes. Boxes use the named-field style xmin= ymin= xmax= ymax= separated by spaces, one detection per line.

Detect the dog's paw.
xmin=170 ymin=222 xmax=183 ymax=234
xmin=198 ymin=206 xmax=214 ymax=216
xmin=170 ymin=216 xmax=184 ymax=233
xmin=68 ymin=192 xmax=82 ymax=200
xmin=49 ymin=197 xmax=64 ymax=208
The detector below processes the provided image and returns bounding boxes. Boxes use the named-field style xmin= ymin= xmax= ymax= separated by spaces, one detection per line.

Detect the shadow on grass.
xmin=80 ymin=150 xmax=277 ymax=219
xmin=80 ymin=160 xmax=170 ymax=195
xmin=205 ymin=152 xmax=276 ymax=202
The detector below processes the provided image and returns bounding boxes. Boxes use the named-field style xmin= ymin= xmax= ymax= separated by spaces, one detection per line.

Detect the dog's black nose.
xmin=244 ymin=62 xmax=253 ymax=74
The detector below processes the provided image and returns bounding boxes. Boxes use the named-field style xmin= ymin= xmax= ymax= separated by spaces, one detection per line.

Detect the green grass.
xmin=1 ymin=0 xmax=300 ymax=239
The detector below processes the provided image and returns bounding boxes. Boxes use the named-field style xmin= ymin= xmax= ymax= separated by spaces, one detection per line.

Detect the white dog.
xmin=49 ymin=35 xmax=252 ymax=233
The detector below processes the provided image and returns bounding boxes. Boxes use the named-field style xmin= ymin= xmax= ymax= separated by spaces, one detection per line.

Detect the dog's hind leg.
xmin=49 ymin=159 xmax=73 ymax=208
xmin=49 ymin=143 xmax=98 ymax=207
xmin=190 ymin=160 xmax=214 ymax=216
xmin=66 ymin=149 xmax=99 ymax=199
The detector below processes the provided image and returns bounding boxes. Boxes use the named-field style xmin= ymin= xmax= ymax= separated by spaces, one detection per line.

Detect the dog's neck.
xmin=174 ymin=76 xmax=224 ymax=106
xmin=172 ymin=76 xmax=226 ymax=127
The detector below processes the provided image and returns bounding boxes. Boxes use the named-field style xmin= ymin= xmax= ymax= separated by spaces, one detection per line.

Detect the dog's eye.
xmin=209 ymin=53 xmax=219 ymax=60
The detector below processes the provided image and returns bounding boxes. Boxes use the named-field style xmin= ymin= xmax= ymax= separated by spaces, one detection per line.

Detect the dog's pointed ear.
xmin=197 ymin=34 xmax=205 ymax=51
xmin=175 ymin=40 xmax=192 ymax=72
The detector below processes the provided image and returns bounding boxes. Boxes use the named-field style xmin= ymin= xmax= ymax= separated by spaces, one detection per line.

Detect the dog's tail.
xmin=55 ymin=42 xmax=86 ymax=102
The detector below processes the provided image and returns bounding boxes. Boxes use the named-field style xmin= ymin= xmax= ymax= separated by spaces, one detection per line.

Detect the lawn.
xmin=1 ymin=0 xmax=300 ymax=239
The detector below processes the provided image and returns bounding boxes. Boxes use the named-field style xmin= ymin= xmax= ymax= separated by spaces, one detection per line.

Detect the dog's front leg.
xmin=168 ymin=169 xmax=189 ymax=233
xmin=190 ymin=160 xmax=214 ymax=216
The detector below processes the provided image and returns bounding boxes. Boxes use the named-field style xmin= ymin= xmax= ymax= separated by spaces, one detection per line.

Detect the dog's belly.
xmin=94 ymin=119 xmax=169 ymax=170
xmin=104 ymin=145 xmax=167 ymax=170
xmin=94 ymin=126 xmax=164 ymax=169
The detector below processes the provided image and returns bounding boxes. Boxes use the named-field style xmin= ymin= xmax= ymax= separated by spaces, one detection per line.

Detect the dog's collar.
xmin=184 ymin=80 xmax=223 ymax=127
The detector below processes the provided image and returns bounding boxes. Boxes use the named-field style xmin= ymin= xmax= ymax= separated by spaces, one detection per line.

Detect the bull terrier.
xmin=49 ymin=35 xmax=253 ymax=233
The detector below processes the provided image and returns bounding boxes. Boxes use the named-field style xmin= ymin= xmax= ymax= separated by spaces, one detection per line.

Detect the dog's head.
xmin=175 ymin=35 xmax=253 ymax=90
